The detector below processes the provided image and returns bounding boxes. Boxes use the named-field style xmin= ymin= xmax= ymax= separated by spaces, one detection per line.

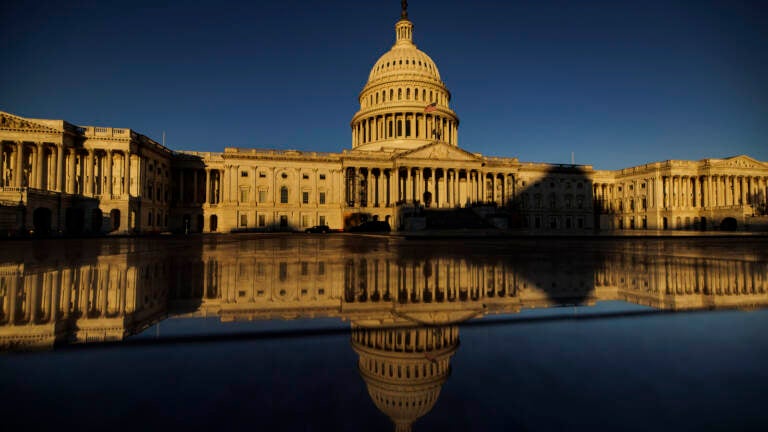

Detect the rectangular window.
xmin=302 ymin=191 xmax=309 ymax=204
xmin=240 ymin=188 xmax=249 ymax=203
xmin=258 ymin=214 xmax=266 ymax=227
xmin=258 ymin=190 xmax=267 ymax=203
xmin=319 ymin=215 xmax=326 ymax=226
xmin=302 ymin=215 xmax=310 ymax=227
xmin=318 ymin=262 xmax=325 ymax=275
xmin=257 ymin=262 xmax=265 ymax=276
xmin=240 ymin=214 xmax=247 ymax=227
xmin=241 ymin=171 xmax=248 ymax=177
xmin=279 ymin=262 xmax=287 ymax=281
xmin=280 ymin=187 xmax=288 ymax=203
xmin=259 ymin=172 xmax=266 ymax=178
xmin=302 ymin=173 xmax=309 ymax=180
xmin=319 ymin=174 xmax=326 ymax=180
xmin=301 ymin=262 xmax=308 ymax=275
xmin=319 ymin=192 xmax=326 ymax=204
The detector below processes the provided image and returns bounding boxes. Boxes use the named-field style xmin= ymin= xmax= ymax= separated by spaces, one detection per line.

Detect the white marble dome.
xmin=351 ymin=15 xmax=459 ymax=152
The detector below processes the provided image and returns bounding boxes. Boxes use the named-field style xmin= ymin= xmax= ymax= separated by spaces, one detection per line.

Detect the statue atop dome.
xmin=401 ymin=1 xmax=408 ymax=19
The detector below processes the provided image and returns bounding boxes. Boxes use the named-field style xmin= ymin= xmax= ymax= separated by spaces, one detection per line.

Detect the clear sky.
xmin=1 ymin=0 xmax=766 ymax=170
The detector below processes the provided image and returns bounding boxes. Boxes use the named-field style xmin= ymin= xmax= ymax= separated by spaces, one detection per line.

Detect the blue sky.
xmin=1 ymin=0 xmax=766 ymax=170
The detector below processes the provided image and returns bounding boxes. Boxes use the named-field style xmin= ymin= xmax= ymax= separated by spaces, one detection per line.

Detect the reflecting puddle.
xmin=1 ymin=235 xmax=767 ymax=431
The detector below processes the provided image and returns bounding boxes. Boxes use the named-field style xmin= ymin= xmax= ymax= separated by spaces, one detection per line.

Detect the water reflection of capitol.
xmin=1 ymin=238 xmax=767 ymax=431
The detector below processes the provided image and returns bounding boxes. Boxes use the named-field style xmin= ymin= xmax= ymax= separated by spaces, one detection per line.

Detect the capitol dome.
xmin=351 ymin=6 xmax=459 ymax=152
xmin=366 ymin=34 xmax=442 ymax=84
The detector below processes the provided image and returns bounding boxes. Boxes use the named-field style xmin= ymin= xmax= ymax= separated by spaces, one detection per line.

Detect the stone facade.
xmin=1 ymin=9 xmax=767 ymax=235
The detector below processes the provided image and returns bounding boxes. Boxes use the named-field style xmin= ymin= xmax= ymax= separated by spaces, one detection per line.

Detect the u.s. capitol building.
xmin=1 ymin=5 xmax=767 ymax=235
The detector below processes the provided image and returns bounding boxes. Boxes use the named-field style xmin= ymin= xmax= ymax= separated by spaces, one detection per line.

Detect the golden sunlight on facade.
xmin=2 ymin=4 xmax=767 ymax=235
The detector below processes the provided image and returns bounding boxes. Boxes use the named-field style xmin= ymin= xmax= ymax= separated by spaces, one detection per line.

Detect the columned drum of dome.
xmin=351 ymin=11 xmax=459 ymax=152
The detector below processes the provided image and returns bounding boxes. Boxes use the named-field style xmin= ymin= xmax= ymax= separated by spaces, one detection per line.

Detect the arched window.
xmin=376 ymin=93 xmax=379 ymax=104
xmin=398 ymin=88 xmax=402 ymax=100
xmin=414 ymin=88 xmax=419 ymax=101
xmin=406 ymin=88 xmax=410 ymax=99
xmin=422 ymin=89 xmax=426 ymax=100
xmin=397 ymin=120 xmax=403 ymax=136
xmin=390 ymin=89 xmax=393 ymax=100
xmin=388 ymin=121 xmax=393 ymax=137
xmin=280 ymin=186 xmax=288 ymax=203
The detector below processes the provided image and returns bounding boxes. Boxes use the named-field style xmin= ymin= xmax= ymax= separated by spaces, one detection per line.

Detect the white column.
xmin=15 ymin=142 xmax=24 ymax=187
xmin=55 ymin=145 xmax=64 ymax=192
xmin=123 ymin=152 xmax=130 ymax=195
xmin=106 ymin=151 xmax=113 ymax=196
xmin=85 ymin=150 xmax=94 ymax=195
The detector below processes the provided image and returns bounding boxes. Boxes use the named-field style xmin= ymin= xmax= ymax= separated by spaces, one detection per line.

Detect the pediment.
xmin=709 ymin=155 xmax=768 ymax=170
xmin=0 ymin=111 xmax=60 ymax=134
xmin=395 ymin=142 xmax=482 ymax=162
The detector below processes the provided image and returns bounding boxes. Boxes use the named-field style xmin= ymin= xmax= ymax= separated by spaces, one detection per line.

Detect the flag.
xmin=424 ymin=102 xmax=437 ymax=113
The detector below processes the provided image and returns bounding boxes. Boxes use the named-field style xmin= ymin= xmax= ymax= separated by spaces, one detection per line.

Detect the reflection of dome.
xmin=351 ymin=7 xmax=459 ymax=152
xmin=352 ymin=325 xmax=459 ymax=432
